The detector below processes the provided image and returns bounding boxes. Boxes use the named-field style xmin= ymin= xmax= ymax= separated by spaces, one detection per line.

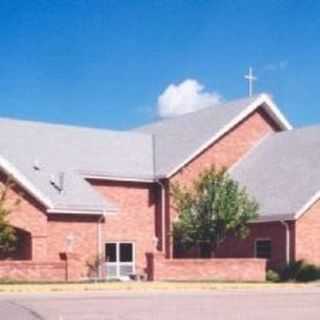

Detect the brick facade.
xmin=147 ymin=252 xmax=266 ymax=282
xmin=214 ymin=221 xmax=295 ymax=270
xmin=90 ymin=180 xmax=159 ymax=276
xmin=0 ymin=261 xmax=66 ymax=282
xmin=47 ymin=215 xmax=100 ymax=279
xmin=295 ymin=200 xmax=320 ymax=265
xmin=0 ymin=174 xmax=48 ymax=262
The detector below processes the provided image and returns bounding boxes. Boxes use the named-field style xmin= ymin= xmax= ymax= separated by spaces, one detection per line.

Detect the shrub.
xmin=281 ymin=260 xmax=320 ymax=282
xmin=86 ymin=255 xmax=104 ymax=279
xmin=281 ymin=260 xmax=305 ymax=281
xmin=295 ymin=264 xmax=320 ymax=282
xmin=266 ymin=269 xmax=280 ymax=282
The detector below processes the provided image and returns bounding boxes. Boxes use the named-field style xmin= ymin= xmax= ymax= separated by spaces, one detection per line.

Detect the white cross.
xmin=65 ymin=233 xmax=75 ymax=253
xmin=244 ymin=67 xmax=257 ymax=97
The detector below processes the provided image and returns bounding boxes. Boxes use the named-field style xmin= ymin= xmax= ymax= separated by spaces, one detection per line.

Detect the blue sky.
xmin=0 ymin=0 xmax=319 ymax=129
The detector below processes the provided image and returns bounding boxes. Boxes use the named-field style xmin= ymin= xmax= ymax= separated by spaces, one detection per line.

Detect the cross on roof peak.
xmin=244 ymin=67 xmax=257 ymax=97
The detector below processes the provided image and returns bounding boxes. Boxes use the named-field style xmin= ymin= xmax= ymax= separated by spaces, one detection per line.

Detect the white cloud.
xmin=157 ymin=79 xmax=222 ymax=118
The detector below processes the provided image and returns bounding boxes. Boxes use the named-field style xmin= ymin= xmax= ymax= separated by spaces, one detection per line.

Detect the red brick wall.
xmin=295 ymin=200 xmax=320 ymax=265
xmin=90 ymin=180 xmax=158 ymax=275
xmin=0 ymin=174 xmax=48 ymax=262
xmin=214 ymin=221 xmax=295 ymax=270
xmin=0 ymin=261 xmax=65 ymax=282
xmin=1 ymin=176 xmax=161 ymax=280
xmin=47 ymin=215 xmax=100 ymax=279
xmin=148 ymin=253 xmax=266 ymax=282
xmin=0 ymin=173 xmax=103 ymax=280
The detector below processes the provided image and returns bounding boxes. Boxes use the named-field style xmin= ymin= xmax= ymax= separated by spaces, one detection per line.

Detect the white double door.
xmin=105 ymin=242 xmax=135 ymax=280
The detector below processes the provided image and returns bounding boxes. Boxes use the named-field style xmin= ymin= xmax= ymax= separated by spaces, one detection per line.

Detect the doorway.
xmin=105 ymin=242 xmax=135 ymax=279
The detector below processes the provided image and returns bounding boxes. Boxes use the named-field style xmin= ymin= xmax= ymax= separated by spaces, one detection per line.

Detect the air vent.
xmin=50 ymin=172 xmax=65 ymax=193
xmin=33 ymin=159 xmax=41 ymax=171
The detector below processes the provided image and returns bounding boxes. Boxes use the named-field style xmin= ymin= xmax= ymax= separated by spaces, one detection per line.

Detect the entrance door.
xmin=105 ymin=242 xmax=135 ymax=279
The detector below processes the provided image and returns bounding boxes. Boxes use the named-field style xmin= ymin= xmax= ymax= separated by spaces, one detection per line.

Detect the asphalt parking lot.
xmin=0 ymin=287 xmax=320 ymax=320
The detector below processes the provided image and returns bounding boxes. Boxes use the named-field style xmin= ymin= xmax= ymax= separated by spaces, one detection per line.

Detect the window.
xmin=105 ymin=243 xmax=116 ymax=262
xmin=120 ymin=243 xmax=133 ymax=262
xmin=255 ymin=240 xmax=272 ymax=259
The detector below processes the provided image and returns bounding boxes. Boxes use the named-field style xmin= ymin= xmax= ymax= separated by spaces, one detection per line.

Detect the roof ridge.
xmin=0 ymin=116 xmax=152 ymax=138
xmin=135 ymin=94 xmax=262 ymax=130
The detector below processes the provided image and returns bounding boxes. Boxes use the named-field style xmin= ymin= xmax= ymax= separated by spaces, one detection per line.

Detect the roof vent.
xmin=59 ymin=172 xmax=65 ymax=194
xmin=33 ymin=159 xmax=41 ymax=171
xmin=50 ymin=172 xmax=65 ymax=194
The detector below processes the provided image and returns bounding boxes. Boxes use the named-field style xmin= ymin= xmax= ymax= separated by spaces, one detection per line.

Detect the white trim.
xmin=254 ymin=238 xmax=272 ymax=259
xmin=294 ymin=190 xmax=320 ymax=220
xmin=166 ymin=93 xmax=292 ymax=178
xmin=83 ymin=174 xmax=155 ymax=183
xmin=47 ymin=208 xmax=117 ymax=215
xmin=0 ymin=155 xmax=53 ymax=208
xmin=262 ymin=94 xmax=292 ymax=131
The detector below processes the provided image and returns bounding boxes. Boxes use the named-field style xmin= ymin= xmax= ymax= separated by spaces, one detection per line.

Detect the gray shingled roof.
xmin=136 ymin=96 xmax=259 ymax=176
xmin=0 ymin=118 xmax=154 ymax=213
xmin=230 ymin=125 xmax=320 ymax=220
xmin=2 ymin=94 xmax=313 ymax=220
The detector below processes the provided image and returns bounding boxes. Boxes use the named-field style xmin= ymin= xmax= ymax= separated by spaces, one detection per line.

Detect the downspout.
xmin=281 ymin=221 xmax=290 ymax=265
xmin=155 ymin=180 xmax=166 ymax=254
xmin=152 ymin=133 xmax=167 ymax=254
xmin=97 ymin=213 xmax=105 ymax=279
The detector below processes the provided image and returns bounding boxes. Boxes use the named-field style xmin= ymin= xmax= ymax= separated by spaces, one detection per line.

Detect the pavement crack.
xmin=8 ymin=300 xmax=45 ymax=320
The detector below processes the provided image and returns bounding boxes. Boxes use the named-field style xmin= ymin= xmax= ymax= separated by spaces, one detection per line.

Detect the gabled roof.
xmin=136 ymin=93 xmax=292 ymax=177
xmin=0 ymin=93 xmax=293 ymax=216
xmin=230 ymin=125 xmax=320 ymax=221
xmin=0 ymin=118 xmax=154 ymax=214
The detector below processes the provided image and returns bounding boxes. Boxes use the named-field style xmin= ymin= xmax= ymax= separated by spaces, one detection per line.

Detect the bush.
xmin=281 ymin=260 xmax=305 ymax=281
xmin=295 ymin=264 xmax=320 ymax=282
xmin=281 ymin=260 xmax=320 ymax=282
xmin=266 ymin=269 xmax=280 ymax=282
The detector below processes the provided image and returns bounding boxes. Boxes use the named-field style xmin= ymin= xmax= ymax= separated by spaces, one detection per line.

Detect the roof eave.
xmin=47 ymin=207 xmax=118 ymax=216
xmin=251 ymin=213 xmax=295 ymax=223
xmin=80 ymin=171 xmax=156 ymax=183
xmin=294 ymin=190 xmax=320 ymax=220
xmin=0 ymin=155 xmax=53 ymax=209
xmin=261 ymin=94 xmax=292 ymax=130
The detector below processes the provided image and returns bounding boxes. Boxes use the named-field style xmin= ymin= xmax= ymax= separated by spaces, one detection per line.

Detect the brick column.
xmin=63 ymin=253 xmax=82 ymax=281
xmin=31 ymin=235 xmax=47 ymax=261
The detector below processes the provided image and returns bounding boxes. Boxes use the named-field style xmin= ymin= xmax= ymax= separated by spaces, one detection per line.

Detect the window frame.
xmin=104 ymin=241 xmax=135 ymax=279
xmin=254 ymin=238 xmax=272 ymax=259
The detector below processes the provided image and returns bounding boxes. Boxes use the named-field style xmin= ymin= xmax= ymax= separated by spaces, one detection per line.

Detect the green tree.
xmin=0 ymin=177 xmax=19 ymax=255
xmin=172 ymin=167 xmax=258 ymax=258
